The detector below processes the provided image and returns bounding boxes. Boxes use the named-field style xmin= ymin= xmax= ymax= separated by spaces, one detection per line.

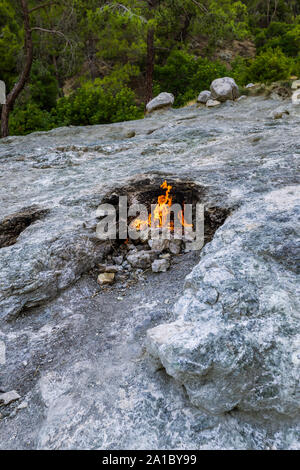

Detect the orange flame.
xmin=132 ymin=180 xmax=192 ymax=232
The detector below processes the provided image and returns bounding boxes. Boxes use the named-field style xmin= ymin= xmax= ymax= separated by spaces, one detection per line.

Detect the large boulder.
xmin=146 ymin=92 xmax=174 ymax=113
xmin=197 ymin=90 xmax=211 ymax=104
xmin=210 ymin=77 xmax=239 ymax=102
xmin=147 ymin=186 xmax=300 ymax=418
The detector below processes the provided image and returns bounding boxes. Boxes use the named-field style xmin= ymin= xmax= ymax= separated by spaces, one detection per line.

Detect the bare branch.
xmin=28 ymin=1 xmax=58 ymax=14
xmin=99 ymin=3 xmax=147 ymax=23
xmin=190 ymin=0 xmax=208 ymax=13
xmin=31 ymin=26 xmax=68 ymax=40
xmin=31 ymin=26 xmax=74 ymax=54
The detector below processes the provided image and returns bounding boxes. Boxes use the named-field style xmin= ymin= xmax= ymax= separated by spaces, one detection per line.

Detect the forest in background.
xmin=0 ymin=0 xmax=299 ymax=136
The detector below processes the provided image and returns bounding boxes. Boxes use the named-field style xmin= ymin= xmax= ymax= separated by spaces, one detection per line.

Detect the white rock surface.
xmin=0 ymin=96 xmax=299 ymax=450
xmin=147 ymin=187 xmax=300 ymax=418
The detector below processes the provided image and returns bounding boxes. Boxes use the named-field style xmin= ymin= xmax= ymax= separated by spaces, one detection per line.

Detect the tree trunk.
xmin=1 ymin=0 xmax=33 ymax=138
xmin=145 ymin=27 xmax=154 ymax=104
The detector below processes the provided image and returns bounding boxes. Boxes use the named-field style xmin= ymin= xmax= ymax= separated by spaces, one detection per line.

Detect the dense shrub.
xmin=247 ymin=48 xmax=292 ymax=83
xmin=29 ymin=61 xmax=59 ymax=110
xmin=230 ymin=56 xmax=251 ymax=86
xmin=254 ymin=22 xmax=300 ymax=57
xmin=231 ymin=48 xmax=293 ymax=85
xmin=154 ymin=50 xmax=227 ymax=106
xmin=54 ymin=83 xmax=143 ymax=126
xmin=9 ymin=102 xmax=55 ymax=136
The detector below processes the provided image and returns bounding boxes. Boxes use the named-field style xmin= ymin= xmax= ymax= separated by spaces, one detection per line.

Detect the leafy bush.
xmin=254 ymin=22 xmax=300 ymax=57
xmin=54 ymin=83 xmax=143 ymax=126
xmin=29 ymin=61 xmax=59 ymax=110
xmin=231 ymin=48 xmax=293 ymax=85
xmin=230 ymin=56 xmax=251 ymax=86
xmin=9 ymin=102 xmax=55 ymax=136
xmin=247 ymin=48 xmax=292 ymax=83
xmin=154 ymin=50 xmax=227 ymax=107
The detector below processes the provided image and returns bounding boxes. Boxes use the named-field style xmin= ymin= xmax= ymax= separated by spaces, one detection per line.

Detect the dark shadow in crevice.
xmin=0 ymin=206 xmax=49 ymax=248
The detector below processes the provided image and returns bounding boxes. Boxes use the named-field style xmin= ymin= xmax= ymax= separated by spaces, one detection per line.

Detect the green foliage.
xmin=29 ymin=61 xmax=59 ymax=110
xmin=230 ymin=56 xmax=251 ymax=86
xmin=0 ymin=0 xmax=22 ymax=88
xmin=54 ymin=82 xmax=143 ymax=126
xmin=247 ymin=48 xmax=292 ymax=83
xmin=254 ymin=21 xmax=300 ymax=57
xmin=231 ymin=48 xmax=293 ymax=85
xmin=9 ymin=102 xmax=55 ymax=136
xmin=2 ymin=0 xmax=299 ymax=136
xmin=154 ymin=50 xmax=227 ymax=106
xmin=198 ymin=0 xmax=250 ymax=43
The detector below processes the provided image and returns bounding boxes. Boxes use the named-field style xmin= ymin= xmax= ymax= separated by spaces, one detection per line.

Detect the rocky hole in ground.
xmin=95 ymin=176 xmax=231 ymax=287
xmin=0 ymin=206 xmax=49 ymax=249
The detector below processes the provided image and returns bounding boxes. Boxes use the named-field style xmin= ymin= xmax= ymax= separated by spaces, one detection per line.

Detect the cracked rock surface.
xmin=0 ymin=96 xmax=299 ymax=449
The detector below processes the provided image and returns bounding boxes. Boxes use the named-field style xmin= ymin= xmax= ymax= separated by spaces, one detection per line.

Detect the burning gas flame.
xmin=132 ymin=180 xmax=192 ymax=231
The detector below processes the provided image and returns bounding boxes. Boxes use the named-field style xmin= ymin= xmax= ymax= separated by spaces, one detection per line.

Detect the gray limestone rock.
xmin=210 ymin=77 xmax=239 ymax=101
xmin=197 ymin=91 xmax=211 ymax=104
xmin=146 ymin=92 xmax=174 ymax=113
xmin=0 ymin=95 xmax=299 ymax=449
xmin=147 ymin=187 xmax=300 ymax=418
xmin=152 ymin=258 xmax=170 ymax=273
xmin=127 ymin=250 xmax=152 ymax=269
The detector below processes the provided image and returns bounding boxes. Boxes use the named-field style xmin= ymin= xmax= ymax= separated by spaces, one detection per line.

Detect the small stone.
xmin=245 ymin=83 xmax=255 ymax=88
xmin=17 ymin=401 xmax=28 ymax=410
xmin=112 ymin=255 xmax=123 ymax=265
xmin=152 ymin=258 xmax=170 ymax=273
xmin=105 ymin=265 xmax=122 ymax=273
xmin=148 ymin=238 xmax=170 ymax=252
xmin=269 ymin=108 xmax=289 ymax=119
xmin=127 ymin=251 xmax=152 ymax=269
xmin=0 ymin=390 xmax=21 ymax=406
xmin=97 ymin=273 xmax=115 ymax=285
xmin=98 ymin=263 xmax=107 ymax=273
xmin=159 ymin=253 xmax=171 ymax=259
xmin=125 ymin=130 xmax=135 ymax=138
xmin=206 ymin=99 xmax=221 ymax=107
xmin=169 ymin=239 xmax=182 ymax=254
